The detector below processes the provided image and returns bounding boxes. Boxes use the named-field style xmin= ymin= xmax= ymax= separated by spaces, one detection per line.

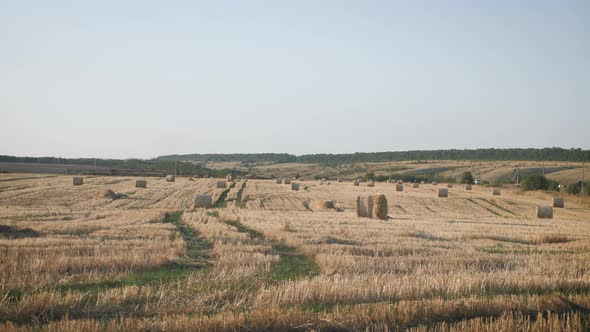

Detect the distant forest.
xmin=157 ymin=153 xmax=297 ymax=163
xmin=296 ymin=148 xmax=590 ymax=164
xmin=0 ymin=156 xmax=239 ymax=177
xmin=2 ymin=148 xmax=588 ymax=170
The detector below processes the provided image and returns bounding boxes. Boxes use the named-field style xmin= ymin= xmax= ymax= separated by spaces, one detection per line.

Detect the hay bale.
xmin=432 ymin=182 xmax=437 ymax=186
xmin=136 ymin=180 xmax=147 ymax=188
xmin=492 ymin=188 xmax=501 ymax=195
xmin=73 ymin=177 xmax=83 ymax=185
xmin=226 ymin=174 xmax=234 ymax=182
xmin=447 ymin=183 xmax=453 ymax=188
xmin=166 ymin=175 xmax=175 ymax=182
xmin=217 ymin=180 xmax=227 ymax=189
xmin=193 ymin=194 xmax=212 ymax=209
xmin=353 ymin=180 xmax=360 ymax=186
xmin=356 ymin=196 xmax=373 ymax=218
xmin=438 ymin=188 xmax=448 ymax=197
xmin=396 ymin=184 xmax=403 ymax=192
xmin=367 ymin=181 xmax=375 ymax=187
xmin=413 ymin=183 xmax=419 ymax=188
xmin=283 ymin=178 xmax=291 ymax=185
xmin=397 ymin=180 xmax=403 ymax=184
xmin=372 ymin=194 xmax=388 ymax=220
xmin=337 ymin=178 xmax=343 ymax=183
xmin=420 ymin=181 xmax=425 ymax=184
xmin=553 ymin=197 xmax=564 ymax=208
xmin=465 ymin=184 xmax=472 ymax=190
xmin=537 ymin=206 xmax=553 ymax=219
xmin=311 ymin=200 xmax=335 ymax=210
xmin=276 ymin=178 xmax=282 ymax=184
xmin=291 ymin=182 xmax=300 ymax=191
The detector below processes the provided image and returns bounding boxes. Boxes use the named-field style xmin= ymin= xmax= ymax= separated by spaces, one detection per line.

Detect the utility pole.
xmin=174 ymin=160 xmax=178 ymax=177
xmin=582 ymin=161 xmax=585 ymax=188
xmin=93 ymin=158 xmax=97 ymax=175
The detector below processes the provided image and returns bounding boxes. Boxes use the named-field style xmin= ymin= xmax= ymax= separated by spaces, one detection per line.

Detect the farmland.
xmin=1 ymin=171 xmax=590 ymax=331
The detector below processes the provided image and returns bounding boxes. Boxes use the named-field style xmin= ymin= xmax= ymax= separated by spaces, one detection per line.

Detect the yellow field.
xmin=1 ymin=174 xmax=590 ymax=331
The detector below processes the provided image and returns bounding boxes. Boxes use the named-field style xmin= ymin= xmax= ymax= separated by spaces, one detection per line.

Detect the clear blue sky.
xmin=1 ymin=1 xmax=588 ymax=159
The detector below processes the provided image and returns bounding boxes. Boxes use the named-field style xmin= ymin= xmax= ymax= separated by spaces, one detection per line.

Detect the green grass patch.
xmin=213 ymin=182 xmax=237 ymax=208
xmin=269 ymin=243 xmax=320 ymax=281
xmin=222 ymin=219 xmax=265 ymax=240
xmin=236 ymin=181 xmax=247 ymax=207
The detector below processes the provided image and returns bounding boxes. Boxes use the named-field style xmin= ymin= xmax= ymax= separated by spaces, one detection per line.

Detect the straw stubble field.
xmin=1 ymin=174 xmax=589 ymax=331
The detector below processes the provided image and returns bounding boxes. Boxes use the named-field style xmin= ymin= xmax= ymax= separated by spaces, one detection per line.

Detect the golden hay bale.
xmin=166 ymin=175 xmax=175 ymax=182
xmin=537 ymin=206 xmax=553 ymax=219
xmin=413 ymin=183 xmax=419 ymax=188
xmin=356 ymin=196 xmax=373 ymax=218
xmin=337 ymin=178 xmax=343 ymax=183
xmin=291 ymin=182 xmax=300 ymax=191
xmin=135 ymin=180 xmax=147 ymax=188
xmin=420 ymin=181 xmax=425 ymax=184
xmin=438 ymin=188 xmax=448 ymax=197
xmin=432 ymin=182 xmax=438 ymax=186
xmin=283 ymin=178 xmax=291 ymax=185
xmin=354 ymin=180 xmax=360 ymax=186
xmin=193 ymin=194 xmax=212 ymax=209
xmin=492 ymin=188 xmax=501 ymax=195
xmin=396 ymin=184 xmax=403 ymax=192
xmin=311 ymin=200 xmax=335 ymax=210
xmin=447 ymin=183 xmax=453 ymax=188
xmin=553 ymin=197 xmax=564 ymax=208
xmin=465 ymin=184 xmax=472 ymax=190
xmin=73 ymin=177 xmax=83 ymax=185
xmin=371 ymin=194 xmax=388 ymax=220
xmin=276 ymin=178 xmax=282 ymax=184
xmin=367 ymin=181 xmax=375 ymax=187
xmin=397 ymin=180 xmax=403 ymax=184
xmin=217 ymin=180 xmax=227 ymax=188
xmin=226 ymin=174 xmax=234 ymax=182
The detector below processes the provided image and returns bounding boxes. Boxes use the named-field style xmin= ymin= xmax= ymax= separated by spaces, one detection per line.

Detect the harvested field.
xmin=1 ymin=174 xmax=589 ymax=331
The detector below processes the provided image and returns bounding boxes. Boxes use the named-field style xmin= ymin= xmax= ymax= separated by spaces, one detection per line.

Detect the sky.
xmin=1 ymin=0 xmax=589 ymax=159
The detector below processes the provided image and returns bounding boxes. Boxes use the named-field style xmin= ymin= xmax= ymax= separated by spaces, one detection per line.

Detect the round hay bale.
xmin=397 ymin=180 xmax=403 ymax=184
xmin=166 ymin=175 xmax=175 ymax=182
xmin=371 ymin=194 xmax=388 ymax=220
xmin=73 ymin=177 xmax=83 ymax=186
xmin=465 ymin=184 xmax=472 ymax=190
xmin=136 ymin=180 xmax=147 ymax=188
xmin=537 ymin=206 xmax=553 ymax=219
xmin=396 ymin=184 xmax=403 ymax=192
xmin=283 ymin=178 xmax=291 ymax=185
xmin=413 ymin=183 xmax=419 ymax=188
xmin=438 ymin=188 xmax=448 ymax=197
xmin=337 ymin=178 xmax=343 ymax=183
xmin=311 ymin=200 xmax=334 ymax=210
xmin=492 ymin=188 xmax=501 ymax=195
xmin=276 ymin=178 xmax=282 ymax=184
xmin=447 ymin=183 xmax=453 ymax=188
xmin=226 ymin=174 xmax=234 ymax=182
xmin=356 ymin=195 xmax=373 ymax=218
xmin=553 ymin=197 xmax=564 ymax=208
xmin=353 ymin=180 xmax=360 ymax=186
xmin=193 ymin=194 xmax=213 ymax=209
xmin=367 ymin=181 xmax=375 ymax=187
xmin=291 ymin=182 xmax=300 ymax=191
xmin=420 ymin=181 xmax=425 ymax=184
xmin=432 ymin=182 xmax=438 ymax=186
xmin=217 ymin=180 xmax=227 ymax=188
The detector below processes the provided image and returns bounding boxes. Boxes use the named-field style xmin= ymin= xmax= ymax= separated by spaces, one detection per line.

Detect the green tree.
xmin=460 ymin=171 xmax=474 ymax=184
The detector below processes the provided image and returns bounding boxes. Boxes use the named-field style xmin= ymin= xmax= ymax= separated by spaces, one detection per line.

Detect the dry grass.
xmin=0 ymin=173 xmax=589 ymax=330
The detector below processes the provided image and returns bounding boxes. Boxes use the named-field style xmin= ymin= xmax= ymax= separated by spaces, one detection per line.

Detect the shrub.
xmin=460 ymin=171 xmax=474 ymax=184
xmin=521 ymin=175 xmax=558 ymax=191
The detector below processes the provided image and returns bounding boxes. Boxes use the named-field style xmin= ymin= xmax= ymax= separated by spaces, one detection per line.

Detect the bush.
xmin=364 ymin=171 xmax=375 ymax=181
xmin=566 ymin=182 xmax=590 ymax=195
xmin=374 ymin=175 xmax=389 ymax=182
xmin=520 ymin=175 xmax=558 ymax=191
xmin=460 ymin=171 xmax=474 ymax=184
